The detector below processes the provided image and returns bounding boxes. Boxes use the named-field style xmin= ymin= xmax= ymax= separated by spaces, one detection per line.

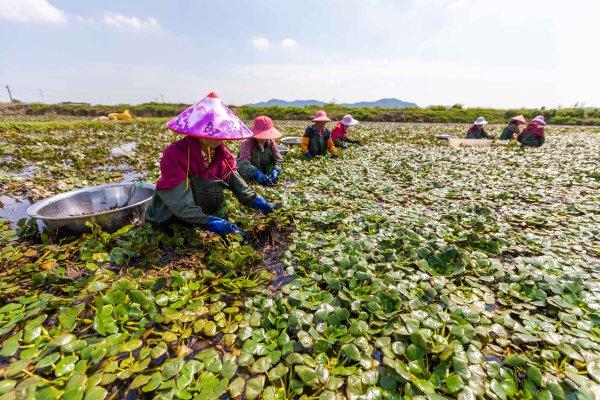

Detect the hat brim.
xmin=167 ymin=126 xmax=252 ymax=140
xmin=510 ymin=115 xmax=527 ymax=124
xmin=343 ymin=119 xmax=359 ymax=126
xmin=475 ymin=121 xmax=488 ymax=125
xmin=312 ymin=116 xmax=331 ymax=122
xmin=253 ymin=128 xmax=282 ymax=140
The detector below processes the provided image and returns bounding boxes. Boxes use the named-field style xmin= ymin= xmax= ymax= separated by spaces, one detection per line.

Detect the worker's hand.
xmin=304 ymin=151 xmax=312 ymax=159
xmin=331 ymin=153 xmax=339 ymax=159
xmin=251 ymin=169 xmax=273 ymax=187
xmin=204 ymin=216 xmax=246 ymax=237
xmin=268 ymin=167 xmax=282 ymax=184
xmin=252 ymin=196 xmax=276 ymax=215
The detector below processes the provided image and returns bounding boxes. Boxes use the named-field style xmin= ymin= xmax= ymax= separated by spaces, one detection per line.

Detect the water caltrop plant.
xmin=0 ymin=120 xmax=599 ymax=399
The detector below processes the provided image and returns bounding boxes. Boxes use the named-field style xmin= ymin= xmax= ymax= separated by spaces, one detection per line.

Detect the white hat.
xmin=474 ymin=116 xmax=488 ymax=125
xmin=531 ymin=115 xmax=547 ymax=126
xmin=341 ymin=114 xmax=359 ymax=126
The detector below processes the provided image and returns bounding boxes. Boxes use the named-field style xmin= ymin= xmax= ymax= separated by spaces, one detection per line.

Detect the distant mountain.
xmin=246 ymin=99 xmax=324 ymax=107
xmin=340 ymin=98 xmax=418 ymax=108
xmin=246 ymin=98 xmax=417 ymax=108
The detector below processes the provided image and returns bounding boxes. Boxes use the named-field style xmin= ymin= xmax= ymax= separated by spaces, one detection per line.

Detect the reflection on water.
xmin=0 ymin=195 xmax=31 ymax=224
xmin=111 ymin=142 xmax=138 ymax=156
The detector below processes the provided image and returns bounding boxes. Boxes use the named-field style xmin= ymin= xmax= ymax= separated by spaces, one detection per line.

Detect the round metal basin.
xmin=27 ymin=182 xmax=155 ymax=233
xmin=436 ymin=134 xmax=457 ymax=141
xmin=281 ymin=137 xmax=302 ymax=146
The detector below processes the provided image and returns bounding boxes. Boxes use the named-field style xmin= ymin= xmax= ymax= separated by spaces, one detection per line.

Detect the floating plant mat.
xmin=0 ymin=120 xmax=600 ymax=399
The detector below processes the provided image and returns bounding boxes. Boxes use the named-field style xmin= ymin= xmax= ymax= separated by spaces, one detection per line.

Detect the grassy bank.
xmin=2 ymin=102 xmax=600 ymax=126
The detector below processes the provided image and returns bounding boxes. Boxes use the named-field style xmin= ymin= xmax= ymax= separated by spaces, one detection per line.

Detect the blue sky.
xmin=0 ymin=0 xmax=598 ymax=107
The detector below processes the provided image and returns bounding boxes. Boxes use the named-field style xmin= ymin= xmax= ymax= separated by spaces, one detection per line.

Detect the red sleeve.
xmin=155 ymin=145 xmax=187 ymax=190
xmin=222 ymin=145 xmax=238 ymax=172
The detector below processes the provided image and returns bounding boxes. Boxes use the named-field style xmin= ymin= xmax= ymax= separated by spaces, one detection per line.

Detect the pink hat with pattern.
xmin=311 ymin=110 xmax=331 ymax=122
xmin=166 ymin=92 xmax=253 ymax=140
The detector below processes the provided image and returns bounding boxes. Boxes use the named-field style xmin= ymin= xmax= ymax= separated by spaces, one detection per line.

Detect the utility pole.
xmin=5 ymin=85 xmax=13 ymax=102
xmin=39 ymin=89 xmax=45 ymax=103
xmin=161 ymin=94 xmax=164 ymax=103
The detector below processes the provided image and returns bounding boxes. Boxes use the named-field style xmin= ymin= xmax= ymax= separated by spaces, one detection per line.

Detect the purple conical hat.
xmin=166 ymin=92 xmax=253 ymax=140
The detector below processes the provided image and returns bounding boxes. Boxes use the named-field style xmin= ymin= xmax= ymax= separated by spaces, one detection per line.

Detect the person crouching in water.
xmin=331 ymin=114 xmax=361 ymax=148
xmin=499 ymin=115 xmax=526 ymax=140
xmin=517 ymin=115 xmax=546 ymax=147
xmin=467 ymin=117 xmax=490 ymax=139
xmin=302 ymin=110 xmax=338 ymax=159
xmin=237 ymin=116 xmax=283 ymax=186
xmin=145 ymin=92 xmax=276 ymax=238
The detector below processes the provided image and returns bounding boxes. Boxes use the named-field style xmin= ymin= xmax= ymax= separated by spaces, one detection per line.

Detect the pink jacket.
xmin=156 ymin=136 xmax=237 ymax=190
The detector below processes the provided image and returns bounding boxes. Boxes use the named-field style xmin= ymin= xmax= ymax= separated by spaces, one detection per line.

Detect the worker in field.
xmin=145 ymin=92 xmax=276 ymax=238
xmin=331 ymin=114 xmax=361 ymax=148
xmin=499 ymin=115 xmax=526 ymax=140
xmin=302 ymin=110 xmax=338 ymax=158
xmin=517 ymin=115 xmax=546 ymax=147
xmin=237 ymin=116 xmax=283 ymax=187
xmin=466 ymin=117 xmax=490 ymax=139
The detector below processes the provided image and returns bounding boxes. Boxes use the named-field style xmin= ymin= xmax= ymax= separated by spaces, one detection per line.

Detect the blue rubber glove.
xmin=304 ymin=151 xmax=312 ymax=159
xmin=251 ymin=169 xmax=273 ymax=187
xmin=204 ymin=216 xmax=245 ymax=237
xmin=252 ymin=196 xmax=276 ymax=215
xmin=268 ymin=167 xmax=282 ymax=184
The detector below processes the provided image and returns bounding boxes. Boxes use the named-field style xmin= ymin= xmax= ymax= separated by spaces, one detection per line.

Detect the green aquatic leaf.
xmin=142 ymin=372 xmax=163 ymax=392
xmin=251 ymin=356 xmax=273 ymax=374
xmin=586 ymin=360 xmax=600 ymax=383
xmin=162 ymin=358 xmax=185 ymax=379
xmin=526 ymin=365 xmax=542 ymax=387
xmin=0 ymin=331 xmax=22 ymax=357
xmin=83 ymin=386 xmax=107 ymax=400
xmin=0 ymin=380 xmax=17 ymax=395
xmin=341 ymin=344 xmax=361 ymax=361
xmin=446 ymin=373 xmax=464 ymax=393
xmin=268 ymin=363 xmax=289 ymax=382
xmin=36 ymin=352 xmax=61 ymax=369
xmin=228 ymin=376 xmax=245 ymax=397
xmin=295 ymin=365 xmax=319 ymax=388
xmin=118 ymin=339 xmax=143 ymax=353
xmin=245 ymin=375 xmax=265 ymax=400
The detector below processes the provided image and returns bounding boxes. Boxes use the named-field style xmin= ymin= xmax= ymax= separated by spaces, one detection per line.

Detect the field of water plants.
xmin=0 ymin=120 xmax=599 ymax=399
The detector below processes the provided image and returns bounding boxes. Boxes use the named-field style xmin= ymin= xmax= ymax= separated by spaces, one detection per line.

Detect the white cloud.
xmin=0 ymin=0 xmax=67 ymax=24
xmin=103 ymin=12 xmax=161 ymax=32
xmin=281 ymin=38 xmax=297 ymax=48
xmin=251 ymin=37 xmax=270 ymax=49
xmin=74 ymin=15 xmax=94 ymax=23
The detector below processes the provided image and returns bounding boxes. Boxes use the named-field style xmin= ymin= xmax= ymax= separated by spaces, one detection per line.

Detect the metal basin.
xmin=436 ymin=134 xmax=457 ymax=141
xmin=27 ymin=182 xmax=155 ymax=233
xmin=281 ymin=137 xmax=302 ymax=146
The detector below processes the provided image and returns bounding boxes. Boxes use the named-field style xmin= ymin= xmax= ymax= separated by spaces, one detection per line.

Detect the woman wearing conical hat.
xmin=302 ymin=110 xmax=338 ymax=159
xmin=517 ymin=115 xmax=546 ymax=147
xmin=145 ymin=92 xmax=276 ymax=237
xmin=466 ymin=116 xmax=491 ymax=139
xmin=499 ymin=115 xmax=526 ymax=140
xmin=237 ymin=116 xmax=284 ymax=186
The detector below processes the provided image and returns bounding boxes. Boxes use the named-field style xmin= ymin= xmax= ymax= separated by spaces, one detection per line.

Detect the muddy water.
xmin=0 ymin=195 xmax=31 ymax=223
